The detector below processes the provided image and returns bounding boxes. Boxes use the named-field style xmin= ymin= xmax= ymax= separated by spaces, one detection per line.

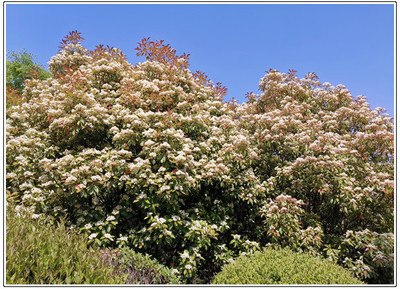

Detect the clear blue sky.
xmin=6 ymin=3 xmax=395 ymax=116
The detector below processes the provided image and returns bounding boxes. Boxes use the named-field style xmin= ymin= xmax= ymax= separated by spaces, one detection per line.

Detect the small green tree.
xmin=6 ymin=50 xmax=52 ymax=108
xmin=6 ymin=50 xmax=51 ymax=91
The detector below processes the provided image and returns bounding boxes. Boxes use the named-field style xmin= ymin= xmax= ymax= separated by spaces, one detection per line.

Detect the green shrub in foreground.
xmin=212 ymin=247 xmax=363 ymax=284
xmin=6 ymin=205 xmax=128 ymax=284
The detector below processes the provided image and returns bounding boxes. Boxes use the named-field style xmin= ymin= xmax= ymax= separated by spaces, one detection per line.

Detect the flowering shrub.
xmin=6 ymin=32 xmax=393 ymax=283
xmin=333 ymin=230 xmax=394 ymax=283
xmin=236 ymin=69 xmax=394 ymax=283
xmin=260 ymin=194 xmax=323 ymax=254
xmin=6 ymin=32 xmax=264 ymax=283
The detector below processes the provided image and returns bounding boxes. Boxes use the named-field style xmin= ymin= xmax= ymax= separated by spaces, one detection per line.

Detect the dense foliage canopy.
xmin=6 ymin=31 xmax=394 ymax=284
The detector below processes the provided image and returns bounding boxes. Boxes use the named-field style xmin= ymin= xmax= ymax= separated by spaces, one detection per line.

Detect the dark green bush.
xmin=6 ymin=205 xmax=128 ymax=284
xmin=212 ymin=247 xmax=363 ymax=284
xmin=101 ymin=247 xmax=179 ymax=284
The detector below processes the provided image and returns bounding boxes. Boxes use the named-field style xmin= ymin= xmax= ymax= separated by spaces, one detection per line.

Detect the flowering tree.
xmin=236 ymin=69 xmax=394 ymax=282
xmin=6 ymin=32 xmax=263 ymax=283
xmin=6 ymin=32 xmax=394 ymax=283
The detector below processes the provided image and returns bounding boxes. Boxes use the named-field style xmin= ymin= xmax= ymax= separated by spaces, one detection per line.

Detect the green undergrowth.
xmin=6 ymin=204 xmax=127 ymax=284
xmin=6 ymin=204 xmax=178 ymax=284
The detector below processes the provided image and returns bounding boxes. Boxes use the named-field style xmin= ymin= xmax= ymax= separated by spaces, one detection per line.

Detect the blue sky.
xmin=6 ymin=3 xmax=395 ymax=116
